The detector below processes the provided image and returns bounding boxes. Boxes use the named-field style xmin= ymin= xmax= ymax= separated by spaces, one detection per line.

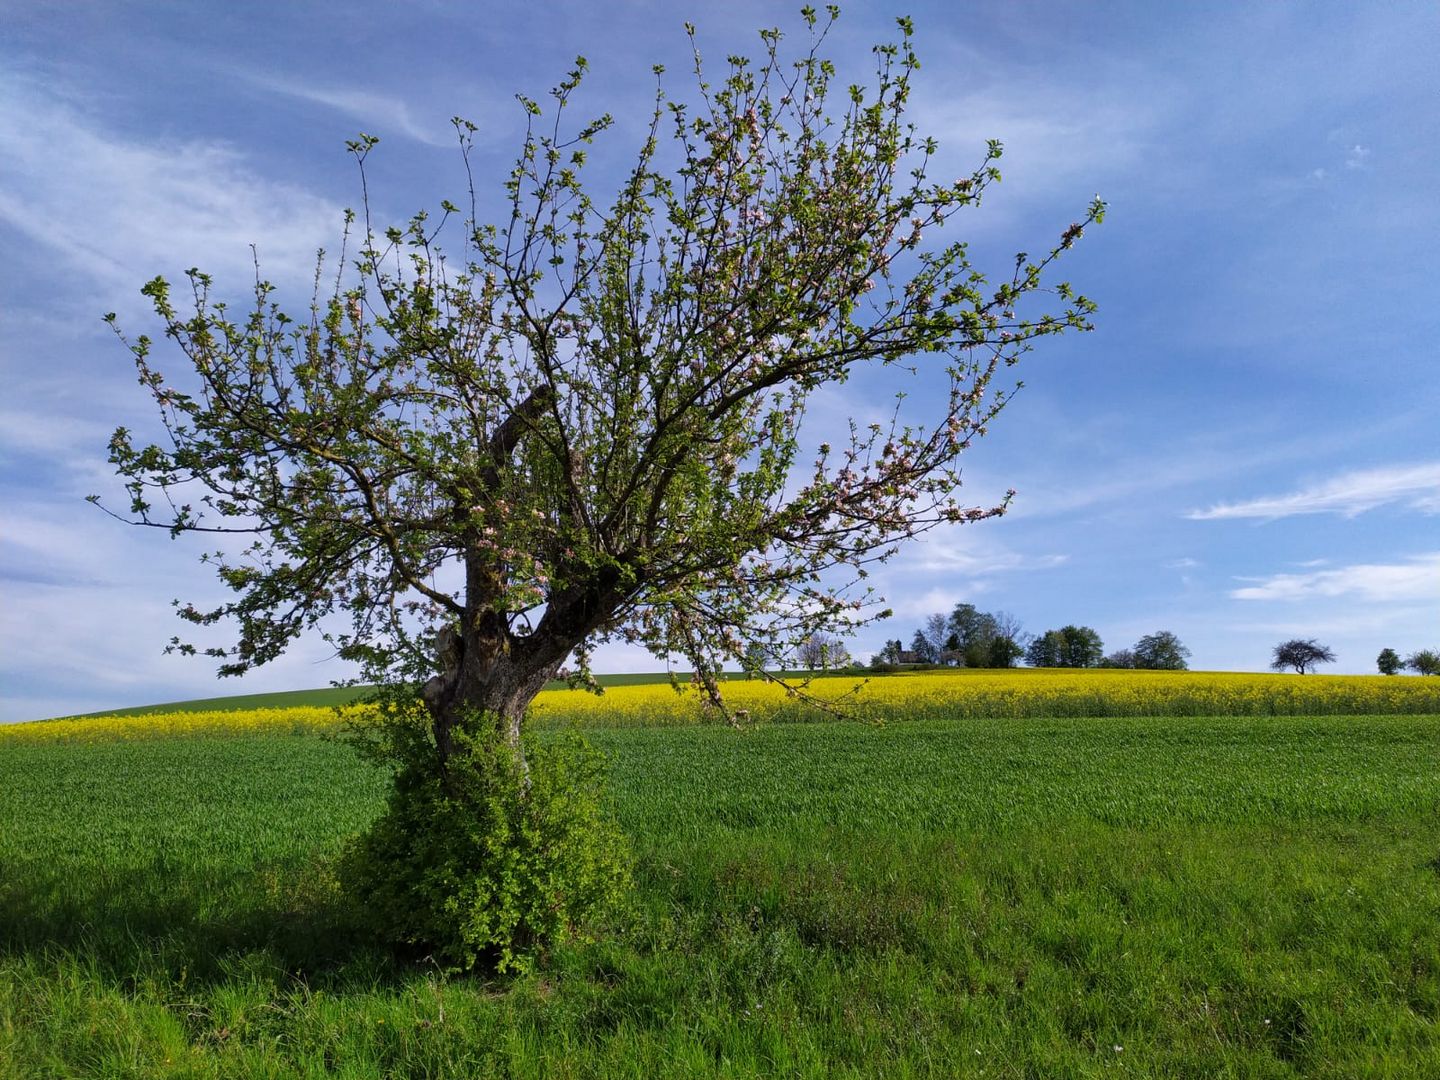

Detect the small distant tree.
xmin=742 ymin=640 xmax=773 ymax=677
xmin=1133 ymin=630 xmax=1190 ymax=671
xmin=871 ymin=639 xmax=904 ymax=668
xmin=908 ymin=628 xmax=939 ymax=664
xmin=1027 ymin=624 xmax=1102 ymax=668
xmin=797 ymin=631 xmax=850 ymax=671
xmin=1270 ymin=639 xmax=1336 ymax=674
xmin=986 ymin=633 xmax=1024 ymax=668
xmin=947 ymin=602 xmax=999 ymax=665
xmin=1100 ymin=648 xmax=1136 ymax=669
xmin=1406 ymin=649 xmax=1440 ymax=676
xmin=1376 ymin=648 xmax=1402 ymax=676
xmin=1025 ymin=629 xmax=1064 ymax=667
xmin=1057 ymin=625 xmax=1104 ymax=668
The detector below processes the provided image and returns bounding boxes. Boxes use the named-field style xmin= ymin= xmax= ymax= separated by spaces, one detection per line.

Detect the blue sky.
xmin=2 ymin=1 xmax=1437 ymax=720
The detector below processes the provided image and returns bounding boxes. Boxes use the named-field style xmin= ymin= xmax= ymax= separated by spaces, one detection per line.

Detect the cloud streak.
xmin=240 ymin=73 xmax=455 ymax=148
xmin=0 ymin=74 xmax=341 ymax=294
xmin=1188 ymin=462 xmax=1440 ymax=521
xmin=1229 ymin=553 xmax=1440 ymax=603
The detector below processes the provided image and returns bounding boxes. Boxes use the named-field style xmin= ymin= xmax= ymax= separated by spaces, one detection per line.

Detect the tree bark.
xmin=422 ymin=623 xmax=563 ymax=787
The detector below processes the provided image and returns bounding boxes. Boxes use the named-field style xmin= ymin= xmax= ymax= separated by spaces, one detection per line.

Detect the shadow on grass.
xmin=0 ymin=851 xmax=412 ymax=989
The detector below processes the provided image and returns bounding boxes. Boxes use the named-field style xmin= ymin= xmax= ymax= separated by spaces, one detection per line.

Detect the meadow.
xmin=3 ymin=669 xmax=1439 ymax=1077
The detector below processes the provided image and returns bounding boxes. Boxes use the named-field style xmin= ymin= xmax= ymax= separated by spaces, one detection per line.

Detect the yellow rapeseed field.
xmin=5 ymin=669 xmax=1438 ymax=743
xmin=0 ymin=706 xmax=365 ymax=744
xmin=530 ymin=668 xmax=1440 ymax=726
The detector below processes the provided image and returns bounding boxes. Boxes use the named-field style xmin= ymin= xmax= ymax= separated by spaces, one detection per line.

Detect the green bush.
xmin=341 ymin=710 xmax=631 ymax=974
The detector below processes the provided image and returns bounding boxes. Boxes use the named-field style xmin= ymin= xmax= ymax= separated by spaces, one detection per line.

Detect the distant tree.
xmin=947 ymin=602 xmax=1000 ymax=664
xmin=990 ymin=611 xmax=1030 ymax=650
xmin=871 ymin=639 xmax=904 ymax=668
xmin=1057 ymin=625 xmax=1104 ymax=668
xmin=742 ymin=640 xmax=774 ymax=677
xmin=1376 ymin=648 xmax=1402 ymax=676
xmin=1101 ymin=648 xmax=1137 ymax=669
xmin=797 ymin=632 xmax=850 ymax=671
xmin=986 ymin=633 xmax=1025 ymax=668
xmin=1406 ymin=649 xmax=1440 ymax=676
xmin=909 ymin=628 xmax=940 ymax=664
xmin=1270 ymin=639 xmax=1336 ymax=674
xmin=909 ymin=612 xmax=952 ymax=664
xmin=1133 ymin=630 xmax=1190 ymax=671
xmin=1025 ymin=629 xmax=1065 ymax=667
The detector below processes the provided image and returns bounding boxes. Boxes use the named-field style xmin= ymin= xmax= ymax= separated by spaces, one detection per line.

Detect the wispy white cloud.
xmin=1188 ymin=462 xmax=1440 ymax=521
xmin=0 ymin=74 xmax=341 ymax=294
xmin=1229 ymin=553 xmax=1440 ymax=603
xmin=239 ymin=73 xmax=455 ymax=148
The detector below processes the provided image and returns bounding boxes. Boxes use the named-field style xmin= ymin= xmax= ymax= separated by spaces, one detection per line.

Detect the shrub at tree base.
xmin=341 ymin=709 xmax=631 ymax=974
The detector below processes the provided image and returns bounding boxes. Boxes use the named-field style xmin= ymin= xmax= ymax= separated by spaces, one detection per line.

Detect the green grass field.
xmin=3 ymin=708 xmax=1439 ymax=1077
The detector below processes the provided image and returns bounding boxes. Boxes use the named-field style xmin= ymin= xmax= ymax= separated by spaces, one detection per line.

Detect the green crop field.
xmin=3 ymin=707 xmax=1439 ymax=1076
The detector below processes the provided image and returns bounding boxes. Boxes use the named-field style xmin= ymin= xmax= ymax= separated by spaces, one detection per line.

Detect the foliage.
xmin=870 ymin=638 xmax=904 ymax=667
xmin=795 ymin=631 xmax=849 ymax=670
xmin=340 ymin=703 xmax=630 ymax=973
xmin=97 ymin=10 xmax=1102 ymax=739
xmin=899 ymin=603 xmax=1026 ymax=667
xmin=1271 ymin=638 xmax=1337 ymax=675
xmin=1026 ymin=624 xmax=1103 ymax=668
xmin=1377 ymin=647 xmax=1402 ymax=676
xmin=93 ymin=9 xmax=1100 ymax=968
xmin=1101 ymin=648 xmax=1136 ymax=668
xmin=984 ymin=631 xmax=1024 ymax=668
xmin=1133 ymin=630 xmax=1190 ymax=671
xmin=1406 ymin=649 xmax=1440 ymax=676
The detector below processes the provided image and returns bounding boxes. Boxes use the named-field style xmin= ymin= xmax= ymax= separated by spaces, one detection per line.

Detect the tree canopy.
xmin=1026 ymin=625 xmax=1104 ymax=668
xmin=1132 ymin=631 xmax=1190 ymax=671
xmin=1270 ymin=639 xmax=1336 ymax=675
xmin=99 ymin=11 xmax=1100 ymax=757
xmin=1406 ymin=649 xmax=1440 ymax=676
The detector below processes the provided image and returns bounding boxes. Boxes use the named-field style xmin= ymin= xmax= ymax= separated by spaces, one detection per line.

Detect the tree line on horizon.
xmin=869 ymin=603 xmax=1191 ymax=671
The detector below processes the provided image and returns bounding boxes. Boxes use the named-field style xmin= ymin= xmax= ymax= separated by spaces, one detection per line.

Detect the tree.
xmin=797 ymin=631 xmax=850 ymax=670
xmin=909 ymin=628 xmax=940 ymax=664
xmin=1376 ymin=647 xmax=1402 ymax=676
xmin=947 ymin=602 xmax=998 ymax=665
xmin=1057 ymin=625 xmax=1104 ymax=668
xmin=1406 ymin=649 xmax=1440 ymax=676
xmin=1100 ymin=648 xmax=1136 ymax=668
xmin=1026 ymin=625 xmax=1102 ymax=667
xmin=1025 ymin=629 xmax=1064 ymax=668
xmin=1133 ymin=630 xmax=1190 ymax=671
xmin=1270 ymin=639 xmax=1336 ymax=674
xmin=984 ymin=610 xmax=1028 ymax=668
xmin=98 ymin=13 xmax=1099 ymax=966
xmin=910 ymin=613 xmax=952 ymax=664
xmin=742 ymin=640 xmax=777 ymax=676
xmin=871 ymin=639 xmax=904 ymax=668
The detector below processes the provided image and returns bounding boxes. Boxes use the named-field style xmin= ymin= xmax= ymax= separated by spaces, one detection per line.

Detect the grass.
xmin=3 ymin=710 xmax=1439 ymax=1076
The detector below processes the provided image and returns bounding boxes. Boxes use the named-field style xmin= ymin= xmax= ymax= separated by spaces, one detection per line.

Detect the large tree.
xmin=101 ymin=14 xmax=1096 ymax=810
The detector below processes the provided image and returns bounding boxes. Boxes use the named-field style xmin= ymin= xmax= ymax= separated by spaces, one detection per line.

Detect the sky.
xmin=2 ymin=0 xmax=1437 ymax=721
